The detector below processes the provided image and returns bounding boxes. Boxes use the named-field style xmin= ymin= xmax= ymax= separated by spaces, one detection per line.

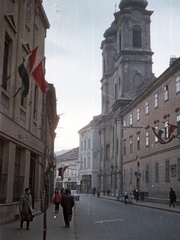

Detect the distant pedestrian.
xmin=19 ymin=188 xmax=33 ymax=230
xmin=134 ymin=189 xmax=139 ymax=202
xmin=61 ymin=189 xmax=75 ymax=228
xmin=53 ymin=188 xmax=62 ymax=213
xmin=140 ymin=191 xmax=145 ymax=202
xmin=123 ymin=191 xmax=129 ymax=204
xmin=169 ymin=188 xmax=176 ymax=208
xmin=92 ymin=187 xmax=96 ymax=196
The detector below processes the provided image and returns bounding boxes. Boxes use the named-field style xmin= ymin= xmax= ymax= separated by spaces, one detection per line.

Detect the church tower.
xmin=101 ymin=0 xmax=155 ymax=115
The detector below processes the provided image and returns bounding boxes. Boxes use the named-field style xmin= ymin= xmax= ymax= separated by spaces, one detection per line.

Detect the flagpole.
xmin=42 ymin=92 xmax=48 ymax=240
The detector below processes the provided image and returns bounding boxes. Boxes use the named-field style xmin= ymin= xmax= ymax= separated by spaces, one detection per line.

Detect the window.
xmin=176 ymin=76 xmax=180 ymax=93
xmin=164 ymin=85 xmax=169 ymax=101
xmin=164 ymin=121 xmax=169 ymax=139
xmin=154 ymin=93 xmax=158 ymax=108
xmin=177 ymin=158 xmax=180 ymax=180
xmin=2 ymin=37 xmax=12 ymax=91
xmin=137 ymin=136 xmax=140 ymax=151
xmin=137 ymin=108 xmax=140 ymax=121
xmin=145 ymin=100 xmax=149 ymax=115
xmin=88 ymin=139 xmax=91 ymax=149
xmin=123 ymin=142 xmax=126 ymax=156
xmin=119 ymin=33 xmax=121 ymax=51
xmin=130 ymin=168 xmax=132 ymax=184
xmin=130 ymin=139 xmax=133 ymax=153
xmin=155 ymin=126 xmax=158 ymax=143
xmin=165 ymin=160 xmax=170 ymax=182
xmin=130 ymin=113 xmax=133 ymax=126
xmin=177 ymin=114 xmax=180 ymax=135
xmin=33 ymin=85 xmax=38 ymax=120
xmin=146 ymin=164 xmax=149 ymax=183
xmin=170 ymin=165 xmax=176 ymax=177
xmin=155 ymin=162 xmax=159 ymax=183
xmin=133 ymin=25 xmax=141 ymax=48
xmin=103 ymin=59 xmax=105 ymax=75
xmin=115 ymin=83 xmax=117 ymax=100
xmin=0 ymin=140 xmax=3 ymax=174
xmin=84 ymin=140 xmax=86 ymax=150
xmin=146 ymin=131 xmax=149 ymax=146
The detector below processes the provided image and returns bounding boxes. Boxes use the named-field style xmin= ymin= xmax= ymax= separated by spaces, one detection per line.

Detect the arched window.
xmin=133 ymin=25 xmax=141 ymax=48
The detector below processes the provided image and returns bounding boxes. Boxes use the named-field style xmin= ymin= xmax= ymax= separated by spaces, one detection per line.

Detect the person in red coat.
xmin=53 ymin=188 xmax=62 ymax=213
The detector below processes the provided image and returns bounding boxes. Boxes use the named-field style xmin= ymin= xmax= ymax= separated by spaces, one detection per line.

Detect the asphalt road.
xmin=74 ymin=195 xmax=180 ymax=240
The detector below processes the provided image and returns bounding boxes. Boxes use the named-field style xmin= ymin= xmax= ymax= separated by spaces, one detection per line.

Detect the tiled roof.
xmin=56 ymin=147 xmax=79 ymax=161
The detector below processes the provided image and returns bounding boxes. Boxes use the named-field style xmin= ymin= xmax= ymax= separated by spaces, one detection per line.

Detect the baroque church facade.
xmin=79 ymin=0 xmax=180 ymax=199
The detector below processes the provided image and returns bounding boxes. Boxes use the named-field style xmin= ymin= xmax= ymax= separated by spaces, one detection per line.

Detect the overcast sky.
xmin=42 ymin=0 xmax=180 ymax=152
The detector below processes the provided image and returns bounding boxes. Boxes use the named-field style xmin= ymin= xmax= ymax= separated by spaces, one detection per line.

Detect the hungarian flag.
xmin=31 ymin=60 xmax=48 ymax=94
xmin=151 ymin=125 xmax=177 ymax=144
xmin=58 ymin=166 xmax=68 ymax=179
xmin=18 ymin=46 xmax=38 ymax=97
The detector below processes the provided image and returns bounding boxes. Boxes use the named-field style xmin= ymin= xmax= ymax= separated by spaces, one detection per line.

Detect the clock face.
xmin=132 ymin=10 xmax=141 ymax=21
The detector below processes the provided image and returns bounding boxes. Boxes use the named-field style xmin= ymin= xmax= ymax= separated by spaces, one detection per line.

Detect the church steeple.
xmin=100 ymin=0 xmax=155 ymax=115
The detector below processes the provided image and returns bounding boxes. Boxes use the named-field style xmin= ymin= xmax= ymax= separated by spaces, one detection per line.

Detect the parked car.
xmin=71 ymin=190 xmax=80 ymax=201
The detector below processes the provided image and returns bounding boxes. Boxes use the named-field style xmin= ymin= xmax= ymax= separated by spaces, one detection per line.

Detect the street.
xmin=1 ymin=194 xmax=180 ymax=240
xmin=74 ymin=195 xmax=180 ymax=240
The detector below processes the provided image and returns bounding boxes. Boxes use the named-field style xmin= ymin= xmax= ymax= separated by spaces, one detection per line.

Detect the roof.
xmin=56 ymin=147 xmax=79 ymax=162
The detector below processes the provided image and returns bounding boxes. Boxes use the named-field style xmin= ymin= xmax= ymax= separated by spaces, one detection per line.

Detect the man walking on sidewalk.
xmin=169 ymin=188 xmax=176 ymax=208
xmin=61 ymin=188 xmax=75 ymax=228
xmin=19 ymin=188 xmax=34 ymax=230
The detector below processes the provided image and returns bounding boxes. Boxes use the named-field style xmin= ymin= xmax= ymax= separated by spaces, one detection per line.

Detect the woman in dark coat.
xmin=19 ymin=188 xmax=33 ymax=230
xmin=61 ymin=189 xmax=75 ymax=228
xmin=169 ymin=188 xmax=176 ymax=208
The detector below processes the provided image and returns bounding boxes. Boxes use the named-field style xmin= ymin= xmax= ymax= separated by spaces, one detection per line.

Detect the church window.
xmin=133 ymin=25 xmax=141 ymax=48
xmin=119 ymin=33 xmax=121 ymax=51
xmin=115 ymin=83 xmax=117 ymax=99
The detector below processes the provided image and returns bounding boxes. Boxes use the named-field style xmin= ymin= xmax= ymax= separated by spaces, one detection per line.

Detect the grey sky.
xmin=43 ymin=0 xmax=180 ymax=151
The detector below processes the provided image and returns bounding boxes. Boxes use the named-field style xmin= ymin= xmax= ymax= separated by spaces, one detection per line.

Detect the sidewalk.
xmin=99 ymin=194 xmax=180 ymax=214
xmin=0 ymin=204 xmax=75 ymax=240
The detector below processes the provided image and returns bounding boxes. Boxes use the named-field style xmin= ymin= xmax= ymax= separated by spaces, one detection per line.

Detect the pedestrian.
xmin=19 ymin=188 xmax=33 ymax=230
xmin=53 ymin=188 xmax=62 ymax=213
xmin=92 ymin=186 xmax=96 ymax=196
xmin=61 ymin=188 xmax=75 ymax=228
xmin=169 ymin=187 xmax=176 ymax=208
xmin=123 ymin=191 xmax=129 ymax=204
xmin=134 ymin=189 xmax=139 ymax=202
xmin=140 ymin=191 xmax=145 ymax=202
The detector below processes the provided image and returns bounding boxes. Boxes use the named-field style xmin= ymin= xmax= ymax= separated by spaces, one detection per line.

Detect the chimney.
xmin=169 ymin=56 xmax=177 ymax=66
